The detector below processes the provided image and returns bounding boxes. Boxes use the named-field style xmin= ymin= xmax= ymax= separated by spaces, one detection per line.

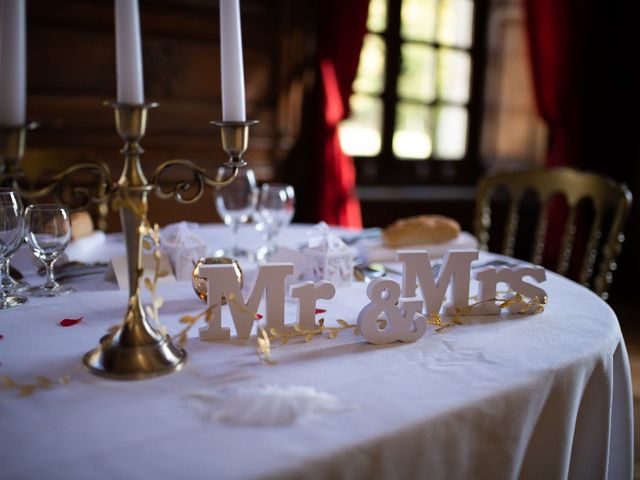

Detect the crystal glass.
xmin=0 ymin=191 xmax=28 ymax=309
xmin=0 ymin=188 xmax=29 ymax=294
xmin=256 ymin=183 xmax=295 ymax=259
xmin=214 ymin=166 xmax=258 ymax=258
xmin=25 ymin=204 xmax=73 ymax=297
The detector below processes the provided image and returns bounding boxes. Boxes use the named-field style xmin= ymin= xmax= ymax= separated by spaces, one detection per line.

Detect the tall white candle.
xmin=114 ymin=0 xmax=144 ymax=104
xmin=219 ymin=0 xmax=246 ymax=121
xmin=0 ymin=0 xmax=26 ymax=126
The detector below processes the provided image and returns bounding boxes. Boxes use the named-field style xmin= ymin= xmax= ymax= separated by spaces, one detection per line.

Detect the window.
xmin=339 ymin=0 xmax=486 ymax=185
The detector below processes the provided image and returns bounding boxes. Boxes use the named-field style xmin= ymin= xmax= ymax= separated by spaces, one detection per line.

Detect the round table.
xmin=0 ymin=224 xmax=633 ymax=479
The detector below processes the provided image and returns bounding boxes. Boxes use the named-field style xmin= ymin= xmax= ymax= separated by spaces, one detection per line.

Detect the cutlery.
xmin=37 ymin=261 xmax=108 ymax=277
xmin=9 ymin=265 xmax=23 ymax=280
xmin=55 ymin=265 xmax=108 ymax=281
xmin=341 ymin=228 xmax=382 ymax=245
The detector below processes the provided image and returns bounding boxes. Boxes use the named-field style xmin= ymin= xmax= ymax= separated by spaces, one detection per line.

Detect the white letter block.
xmin=199 ymin=263 xmax=293 ymax=340
xmin=357 ymin=278 xmax=426 ymax=345
xmin=290 ymin=280 xmax=336 ymax=330
xmin=398 ymin=250 xmax=478 ymax=315
xmin=475 ymin=265 xmax=547 ymax=314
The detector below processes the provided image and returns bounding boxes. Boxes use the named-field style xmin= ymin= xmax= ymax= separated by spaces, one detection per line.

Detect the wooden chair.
xmin=473 ymin=167 xmax=632 ymax=299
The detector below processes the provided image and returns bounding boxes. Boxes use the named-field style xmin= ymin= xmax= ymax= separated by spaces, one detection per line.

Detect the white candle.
xmin=0 ymin=0 xmax=26 ymax=126
xmin=114 ymin=0 xmax=144 ymax=104
xmin=219 ymin=0 xmax=246 ymax=121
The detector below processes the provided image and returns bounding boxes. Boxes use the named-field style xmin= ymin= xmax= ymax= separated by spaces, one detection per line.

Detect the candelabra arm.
xmin=150 ymin=120 xmax=257 ymax=204
xmin=1 ymin=123 xmax=112 ymax=215
xmin=18 ymin=161 xmax=113 ymax=207
xmin=151 ymin=159 xmax=239 ymax=204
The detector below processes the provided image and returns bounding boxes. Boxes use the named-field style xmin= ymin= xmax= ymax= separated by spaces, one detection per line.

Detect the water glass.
xmin=215 ymin=166 xmax=258 ymax=257
xmin=256 ymin=183 xmax=295 ymax=259
xmin=0 ymin=191 xmax=28 ymax=309
xmin=25 ymin=204 xmax=74 ymax=297
xmin=0 ymin=188 xmax=29 ymax=293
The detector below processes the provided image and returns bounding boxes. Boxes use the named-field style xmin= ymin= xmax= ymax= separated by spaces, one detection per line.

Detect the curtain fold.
xmin=524 ymin=0 xmax=583 ymax=168
xmin=313 ymin=0 xmax=369 ymax=228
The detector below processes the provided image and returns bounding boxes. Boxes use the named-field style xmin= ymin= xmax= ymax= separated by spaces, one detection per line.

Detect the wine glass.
xmin=256 ymin=183 xmax=295 ymax=259
xmin=214 ymin=166 xmax=257 ymax=257
xmin=0 ymin=188 xmax=29 ymax=294
xmin=25 ymin=204 xmax=74 ymax=297
xmin=0 ymin=191 xmax=28 ymax=309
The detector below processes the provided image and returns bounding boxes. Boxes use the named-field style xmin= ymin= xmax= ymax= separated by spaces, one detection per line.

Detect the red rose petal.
xmin=60 ymin=317 xmax=83 ymax=327
xmin=255 ymin=313 xmax=264 ymax=320
xmin=315 ymin=308 xmax=327 ymax=314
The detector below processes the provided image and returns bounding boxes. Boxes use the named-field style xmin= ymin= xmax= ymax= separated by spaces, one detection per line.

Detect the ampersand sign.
xmin=357 ymin=278 xmax=427 ymax=345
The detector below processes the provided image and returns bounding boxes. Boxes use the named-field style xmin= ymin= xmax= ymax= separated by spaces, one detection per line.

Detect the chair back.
xmin=474 ymin=167 xmax=632 ymax=299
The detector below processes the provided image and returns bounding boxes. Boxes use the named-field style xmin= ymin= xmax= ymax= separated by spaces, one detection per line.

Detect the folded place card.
xmin=108 ymin=253 xmax=176 ymax=291
xmin=161 ymin=222 xmax=208 ymax=281
xmin=301 ymin=222 xmax=353 ymax=287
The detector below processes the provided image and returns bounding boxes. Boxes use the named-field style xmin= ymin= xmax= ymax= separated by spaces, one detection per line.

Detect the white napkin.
xmin=358 ymin=231 xmax=478 ymax=262
xmin=186 ymin=385 xmax=347 ymax=427
xmin=65 ymin=231 xmax=107 ymax=262
xmin=160 ymin=222 xmax=207 ymax=280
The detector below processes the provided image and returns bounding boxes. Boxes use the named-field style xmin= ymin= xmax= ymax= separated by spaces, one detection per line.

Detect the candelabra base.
xmin=83 ymin=335 xmax=187 ymax=380
xmin=83 ymin=293 xmax=187 ymax=379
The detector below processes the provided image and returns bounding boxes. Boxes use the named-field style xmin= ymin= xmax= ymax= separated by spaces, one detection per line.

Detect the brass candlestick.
xmin=1 ymin=103 xmax=257 ymax=380
xmin=82 ymin=102 xmax=188 ymax=380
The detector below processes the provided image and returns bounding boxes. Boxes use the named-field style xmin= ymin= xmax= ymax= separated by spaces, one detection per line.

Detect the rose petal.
xmin=255 ymin=313 xmax=264 ymax=320
xmin=315 ymin=308 xmax=327 ymax=314
xmin=60 ymin=317 xmax=83 ymax=327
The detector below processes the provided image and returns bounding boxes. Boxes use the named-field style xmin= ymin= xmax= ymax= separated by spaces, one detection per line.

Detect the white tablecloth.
xmin=0 ymin=225 xmax=633 ymax=479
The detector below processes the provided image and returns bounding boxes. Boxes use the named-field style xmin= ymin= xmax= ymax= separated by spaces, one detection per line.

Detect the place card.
xmin=107 ymin=253 xmax=175 ymax=291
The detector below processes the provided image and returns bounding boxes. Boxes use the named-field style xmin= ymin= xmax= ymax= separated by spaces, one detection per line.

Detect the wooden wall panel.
xmin=21 ymin=0 xmax=316 ymax=230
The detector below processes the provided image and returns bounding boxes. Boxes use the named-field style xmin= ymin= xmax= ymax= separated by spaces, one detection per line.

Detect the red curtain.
xmin=313 ymin=0 xmax=369 ymax=228
xmin=524 ymin=0 xmax=587 ymax=269
xmin=524 ymin=0 xmax=583 ymax=168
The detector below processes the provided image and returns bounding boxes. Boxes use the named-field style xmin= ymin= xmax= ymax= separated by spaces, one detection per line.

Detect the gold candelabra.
xmin=1 ymin=103 xmax=257 ymax=380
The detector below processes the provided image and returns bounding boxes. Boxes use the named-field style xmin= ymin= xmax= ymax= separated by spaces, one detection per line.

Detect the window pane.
xmin=397 ymin=43 xmax=436 ymax=103
xmin=393 ymin=102 xmax=432 ymax=159
xmin=437 ymin=0 xmax=474 ymax=48
xmin=367 ymin=0 xmax=387 ymax=33
xmin=339 ymin=94 xmax=383 ymax=157
xmin=438 ymin=49 xmax=471 ymax=103
xmin=400 ymin=0 xmax=437 ymax=42
xmin=353 ymin=34 xmax=386 ymax=95
xmin=434 ymin=105 xmax=467 ymax=159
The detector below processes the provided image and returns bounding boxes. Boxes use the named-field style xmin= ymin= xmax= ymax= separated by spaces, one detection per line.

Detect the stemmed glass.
xmin=0 ymin=190 xmax=28 ymax=309
xmin=215 ymin=166 xmax=258 ymax=257
xmin=0 ymin=188 xmax=28 ymax=294
xmin=256 ymin=183 xmax=295 ymax=259
xmin=25 ymin=204 xmax=74 ymax=297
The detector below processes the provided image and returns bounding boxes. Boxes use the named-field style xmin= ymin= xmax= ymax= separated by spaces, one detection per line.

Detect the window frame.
xmin=351 ymin=0 xmax=489 ymax=186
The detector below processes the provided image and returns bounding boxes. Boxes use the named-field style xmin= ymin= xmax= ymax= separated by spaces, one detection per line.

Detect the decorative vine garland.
xmin=0 ymin=220 xmax=546 ymax=396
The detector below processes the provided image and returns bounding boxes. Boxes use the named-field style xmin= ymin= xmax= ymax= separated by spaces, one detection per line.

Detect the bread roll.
xmin=382 ymin=215 xmax=460 ymax=247
xmin=70 ymin=211 xmax=94 ymax=240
